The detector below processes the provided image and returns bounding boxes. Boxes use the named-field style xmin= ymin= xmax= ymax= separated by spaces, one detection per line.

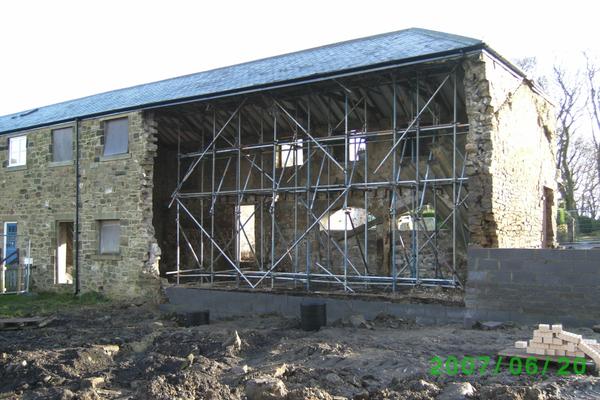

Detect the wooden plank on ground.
xmin=0 ymin=315 xmax=56 ymax=330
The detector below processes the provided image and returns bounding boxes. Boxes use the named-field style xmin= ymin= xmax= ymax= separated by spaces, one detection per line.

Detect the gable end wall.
xmin=464 ymin=53 xmax=558 ymax=248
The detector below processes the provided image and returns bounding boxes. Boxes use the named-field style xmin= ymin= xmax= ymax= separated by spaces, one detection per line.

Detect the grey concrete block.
xmin=572 ymin=262 xmax=600 ymax=274
xmin=520 ymin=262 xmax=566 ymax=275
xmin=352 ymin=299 xmax=389 ymax=319
xmin=475 ymin=258 xmax=499 ymax=271
xmin=499 ymin=260 xmax=527 ymax=272
xmin=486 ymin=270 xmax=513 ymax=284
xmin=445 ymin=306 xmax=466 ymax=321
xmin=467 ymin=270 xmax=487 ymax=282
xmin=479 ymin=309 xmax=513 ymax=322
xmin=467 ymin=248 xmax=490 ymax=260
xmin=494 ymin=248 xmax=541 ymax=260
xmin=554 ymin=250 xmax=588 ymax=261
xmin=319 ymin=299 xmax=352 ymax=322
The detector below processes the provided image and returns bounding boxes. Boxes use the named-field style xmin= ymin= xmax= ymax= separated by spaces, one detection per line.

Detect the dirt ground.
xmin=1 ymin=303 xmax=600 ymax=400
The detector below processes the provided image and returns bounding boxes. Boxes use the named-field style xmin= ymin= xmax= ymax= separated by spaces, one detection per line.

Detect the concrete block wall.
xmin=164 ymin=286 xmax=466 ymax=326
xmin=165 ymin=248 xmax=600 ymax=327
xmin=466 ymin=248 xmax=600 ymax=326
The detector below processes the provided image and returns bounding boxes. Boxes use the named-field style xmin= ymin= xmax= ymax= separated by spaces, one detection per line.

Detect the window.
xmin=276 ymin=139 xmax=303 ymax=168
xmin=319 ymin=207 xmax=375 ymax=231
xmin=52 ymin=127 xmax=73 ymax=162
xmin=349 ymin=133 xmax=366 ymax=162
xmin=103 ymin=118 xmax=129 ymax=156
xmin=8 ymin=136 xmax=27 ymax=167
xmin=99 ymin=220 xmax=120 ymax=254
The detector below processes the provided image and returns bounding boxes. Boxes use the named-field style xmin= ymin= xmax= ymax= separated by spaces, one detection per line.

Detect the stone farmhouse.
xmin=0 ymin=28 xmax=557 ymax=298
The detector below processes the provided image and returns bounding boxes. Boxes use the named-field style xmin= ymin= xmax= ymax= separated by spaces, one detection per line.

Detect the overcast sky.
xmin=0 ymin=0 xmax=597 ymax=116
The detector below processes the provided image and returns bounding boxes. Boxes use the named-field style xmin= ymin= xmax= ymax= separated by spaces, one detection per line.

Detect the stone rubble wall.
xmin=0 ymin=111 xmax=160 ymax=299
xmin=0 ymin=51 xmax=559 ymax=299
xmin=463 ymin=53 xmax=557 ymax=248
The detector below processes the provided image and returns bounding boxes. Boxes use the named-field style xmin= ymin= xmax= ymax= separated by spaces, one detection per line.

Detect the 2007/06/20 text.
xmin=430 ymin=356 xmax=587 ymax=376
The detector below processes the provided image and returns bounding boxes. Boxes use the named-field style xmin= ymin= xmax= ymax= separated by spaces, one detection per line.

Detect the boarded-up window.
xmin=52 ymin=127 xmax=73 ymax=162
xmin=103 ymin=118 xmax=129 ymax=156
xmin=8 ymin=135 xmax=27 ymax=167
xmin=99 ymin=220 xmax=120 ymax=254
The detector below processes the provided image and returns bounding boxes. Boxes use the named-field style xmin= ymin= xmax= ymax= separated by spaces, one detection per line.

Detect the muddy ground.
xmin=1 ymin=303 xmax=600 ymax=399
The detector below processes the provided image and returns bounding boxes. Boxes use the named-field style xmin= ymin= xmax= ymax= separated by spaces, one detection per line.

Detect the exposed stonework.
xmin=463 ymin=53 xmax=557 ymax=248
xmin=0 ymin=111 xmax=160 ymax=299
xmin=0 ymin=50 xmax=558 ymax=298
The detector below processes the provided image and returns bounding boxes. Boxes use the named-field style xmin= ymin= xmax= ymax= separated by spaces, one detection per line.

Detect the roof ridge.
xmin=409 ymin=27 xmax=482 ymax=46
xmin=0 ymin=27 xmax=485 ymax=133
xmin=2 ymin=28 xmax=483 ymax=118
xmin=2 ymin=29 xmax=426 ymax=117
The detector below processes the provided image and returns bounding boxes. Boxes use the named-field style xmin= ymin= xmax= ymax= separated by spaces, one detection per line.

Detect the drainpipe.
xmin=74 ymin=118 xmax=81 ymax=295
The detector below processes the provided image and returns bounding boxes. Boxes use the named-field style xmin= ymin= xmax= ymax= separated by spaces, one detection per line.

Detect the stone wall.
xmin=0 ymin=111 xmax=160 ymax=299
xmin=463 ymin=53 xmax=557 ymax=248
xmin=0 ymin=52 xmax=558 ymax=299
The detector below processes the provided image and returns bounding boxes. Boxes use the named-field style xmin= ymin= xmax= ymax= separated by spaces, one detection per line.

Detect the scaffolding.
xmin=163 ymin=65 xmax=469 ymax=293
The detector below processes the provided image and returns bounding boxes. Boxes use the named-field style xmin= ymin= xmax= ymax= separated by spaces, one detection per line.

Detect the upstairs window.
xmin=276 ymin=139 xmax=303 ymax=168
xmin=52 ymin=127 xmax=73 ymax=162
xmin=8 ymin=135 xmax=27 ymax=167
xmin=103 ymin=118 xmax=129 ymax=156
xmin=99 ymin=220 xmax=120 ymax=254
xmin=349 ymin=133 xmax=366 ymax=161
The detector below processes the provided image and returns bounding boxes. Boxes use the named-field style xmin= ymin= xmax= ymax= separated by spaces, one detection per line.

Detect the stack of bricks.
xmin=514 ymin=324 xmax=600 ymax=366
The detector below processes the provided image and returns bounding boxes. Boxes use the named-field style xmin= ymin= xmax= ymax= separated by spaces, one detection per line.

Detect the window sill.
xmin=99 ymin=153 xmax=131 ymax=162
xmin=49 ymin=160 xmax=74 ymax=168
xmin=5 ymin=164 xmax=27 ymax=171
xmin=91 ymin=254 xmax=122 ymax=261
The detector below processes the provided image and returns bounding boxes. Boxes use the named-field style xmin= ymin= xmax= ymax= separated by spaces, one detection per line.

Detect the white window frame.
xmin=8 ymin=135 xmax=27 ymax=167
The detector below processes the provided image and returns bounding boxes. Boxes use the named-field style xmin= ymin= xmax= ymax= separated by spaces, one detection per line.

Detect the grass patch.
xmin=0 ymin=291 xmax=108 ymax=318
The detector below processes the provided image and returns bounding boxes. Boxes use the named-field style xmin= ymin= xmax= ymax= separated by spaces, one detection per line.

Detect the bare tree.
xmin=515 ymin=56 xmax=599 ymax=218
xmin=515 ymin=56 xmax=548 ymax=91
xmin=585 ymin=54 xmax=600 ymax=199
xmin=553 ymin=65 xmax=585 ymax=213
xmin=572 ymin=137 xmax=599 ymax=218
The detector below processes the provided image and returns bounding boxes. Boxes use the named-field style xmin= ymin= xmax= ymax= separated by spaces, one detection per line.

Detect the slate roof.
xmin=0 ymin=28 xmax=485 ymax=134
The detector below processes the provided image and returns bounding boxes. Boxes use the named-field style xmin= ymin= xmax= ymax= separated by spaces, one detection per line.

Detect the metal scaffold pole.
xmin=167 ymin=67 xmax=468 ymax=292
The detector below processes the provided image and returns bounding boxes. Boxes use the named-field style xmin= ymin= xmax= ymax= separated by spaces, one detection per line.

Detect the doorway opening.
xmin=56 ymin=221 xmax=74 ymax=284
xmin=542 ymin=187 xmax=554 ymax=248
xmin=238 ymin=205 xmax=256 ymax=262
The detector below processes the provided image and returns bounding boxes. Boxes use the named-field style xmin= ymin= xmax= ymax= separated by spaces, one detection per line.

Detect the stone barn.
xmin=0 ymin=28 xmax=557 ymax=298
